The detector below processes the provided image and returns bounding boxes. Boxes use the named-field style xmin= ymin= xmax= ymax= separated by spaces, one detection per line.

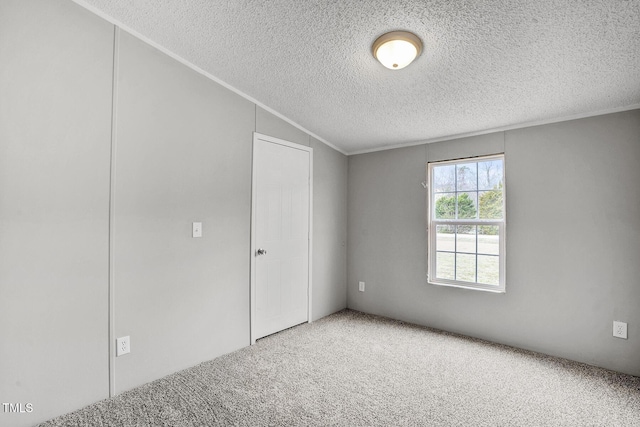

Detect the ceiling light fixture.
xmin=372 ymin=31 xmax=422 ymax=70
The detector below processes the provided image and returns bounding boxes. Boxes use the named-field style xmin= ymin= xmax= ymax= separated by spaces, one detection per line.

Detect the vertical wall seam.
xmin=502 ymin=131 xmax=506 ymax=153
xmin=108 ymin=26 xmax=120 ymax=398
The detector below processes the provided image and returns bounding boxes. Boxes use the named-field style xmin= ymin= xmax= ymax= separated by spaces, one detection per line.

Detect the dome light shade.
xmin=372 ymin=31 xmax=422 ymax=70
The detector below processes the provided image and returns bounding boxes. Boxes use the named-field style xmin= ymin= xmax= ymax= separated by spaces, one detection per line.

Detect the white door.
xmin=251 ymin=133 xmax=312 ymax=343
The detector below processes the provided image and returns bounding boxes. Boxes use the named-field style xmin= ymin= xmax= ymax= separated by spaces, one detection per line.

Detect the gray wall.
xmin=112 ymin=31 xmax=255 ymax=392
xmin=0 ymin=1 xmax=113 ymax=426
xmin=348 ymin=110 xmax=640 ymax=376
xmin=256 ymin=106 xmax=311 ymax=147
xmin=310 ymin=137 xmax=348 ymax=319
xmin=0 ymin=1 xmax=347 ymax=425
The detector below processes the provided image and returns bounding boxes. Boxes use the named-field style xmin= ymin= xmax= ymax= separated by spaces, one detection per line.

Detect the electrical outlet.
xmin=613 ymin=321 xmax=627 ymax=339
xmin=358 ymin=281 xmax=365 ymax=292
xmin=116 ymin=336 xmax=130 ymax=356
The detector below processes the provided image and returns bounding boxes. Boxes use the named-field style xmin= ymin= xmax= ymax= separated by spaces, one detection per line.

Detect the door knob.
xmin=256 ymin=248 xmax=267 ymax=256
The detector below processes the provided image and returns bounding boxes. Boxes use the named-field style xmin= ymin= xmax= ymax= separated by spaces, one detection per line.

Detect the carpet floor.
xmin=40 ymin=309 xmax=640 ymax=426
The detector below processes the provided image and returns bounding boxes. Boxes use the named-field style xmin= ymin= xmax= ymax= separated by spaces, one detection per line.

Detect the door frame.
xmin=250 ymin=132 xmax=313 ymax=344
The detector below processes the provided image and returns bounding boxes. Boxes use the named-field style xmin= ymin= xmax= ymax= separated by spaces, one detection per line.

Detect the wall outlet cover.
xmin=613 ymin=321 xmax=627 ymax=339
xmin=116 ymin=336 xmax=131 ymax=356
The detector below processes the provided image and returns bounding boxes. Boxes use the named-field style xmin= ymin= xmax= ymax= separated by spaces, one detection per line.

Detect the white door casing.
xmin=250 ymin=133 xmax=312 ymax=344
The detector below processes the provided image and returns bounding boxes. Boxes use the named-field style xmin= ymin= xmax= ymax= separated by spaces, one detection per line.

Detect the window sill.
xmin=427 ymin=280 xmax=506 ymax=294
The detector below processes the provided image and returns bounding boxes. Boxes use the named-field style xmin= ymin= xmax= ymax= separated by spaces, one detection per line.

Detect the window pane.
xmin=436 ymin=225 xmax=455 ymax=251
xmin=428 ymin=155 xmax=505 ymax=291
xmin=456 ymin=225 xmax=476 ymax=253
xmin=477 ymin=160 xmax=503 ymax=190
xmin=433 ymin=165 xmax=455 ymax=193
xmin=477 ymin=255 xmax=499 ymax=285
xmin=478 ymin=226 xmax=499 ymax=255
xmin=436 ymin=252 xmax=455 ymax=280
xmin=456 ymin=163 xmax=477 ymax=191
xmin=455 ymin=253 xmax=476 ymax=283
xmin=434 ymin=193 xmax=456 ymax=219
xmin=456 ymin=192 xmax=477 ymax=219
xmin=478 ymin=189 xmax=503 ymax=219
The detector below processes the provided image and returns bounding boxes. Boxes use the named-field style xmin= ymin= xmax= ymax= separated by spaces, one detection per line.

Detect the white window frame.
xmin=427 ymin=154 xmax=506 ymax=293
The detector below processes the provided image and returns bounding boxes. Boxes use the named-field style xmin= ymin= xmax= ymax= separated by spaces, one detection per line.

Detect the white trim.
xmin=308 ymin=148 xmax=314 ymax=325
xmin=426 ymin=154 xmax=506 ymax=293
xmin=250 ymin=137 xmax=257 ymax=345
xmin=250 ymin=133 xmax=313 ymax=345
xmin=427 ymin=280 xmax=506 ymax=294
xmin=107 ymin=26 xmax=120 ymax=397
xmin=70 ymin=0 xmax=346 ymax=156
xmin=253 ymin=132 xmax=315 ymax=152
xmin=348 ymin=104 xmax=640 ymax=155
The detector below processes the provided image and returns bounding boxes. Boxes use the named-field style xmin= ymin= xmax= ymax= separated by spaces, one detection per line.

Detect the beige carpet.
xmin=41 ymin=309 xmax=640 ymax=426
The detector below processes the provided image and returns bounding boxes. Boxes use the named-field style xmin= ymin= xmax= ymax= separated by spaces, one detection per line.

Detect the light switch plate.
xmin=192 ymin=222 xmax=202 ymax=238
xmin=358 ymin=281 xmax=365 ymax=292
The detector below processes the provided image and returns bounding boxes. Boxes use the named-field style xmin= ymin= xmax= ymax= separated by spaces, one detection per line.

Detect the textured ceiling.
xmin=75 ymin=0 xmax=640 ymax=154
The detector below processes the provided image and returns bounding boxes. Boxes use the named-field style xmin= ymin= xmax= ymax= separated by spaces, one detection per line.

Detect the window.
xmin=427 ymin=154 xmax=505 ymax=292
